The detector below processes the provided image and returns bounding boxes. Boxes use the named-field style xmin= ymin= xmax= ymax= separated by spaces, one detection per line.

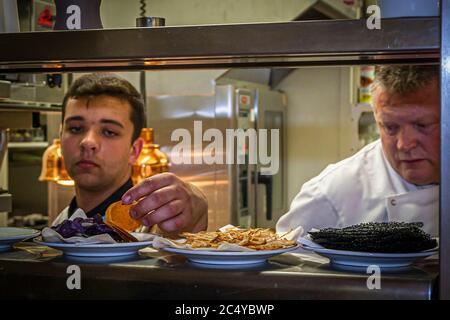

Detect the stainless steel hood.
xmin=0 ymin=18 xmax=439 ymax=73
xmin=294 ymin=0 xmax=359 ymax=20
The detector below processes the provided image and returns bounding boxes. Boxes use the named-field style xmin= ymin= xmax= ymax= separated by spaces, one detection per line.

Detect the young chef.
xmin=52 ymin=73 xmax=208 ymax=234
xmin=277 ymin=65 xmax=439 ymax=237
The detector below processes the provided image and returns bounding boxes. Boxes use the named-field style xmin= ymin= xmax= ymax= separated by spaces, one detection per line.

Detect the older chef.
xmin=276 ymin=65 xmax=439 ymax=237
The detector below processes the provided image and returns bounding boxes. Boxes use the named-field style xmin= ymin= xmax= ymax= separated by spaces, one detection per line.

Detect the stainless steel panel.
xmin=214 ymin=85 xmax=237 ymax=228
xmin=234 ymin=88 xmax=257 ymax=228
xmin=441 ymin=0 xmax=450 ymax=300
xmin=0 ymin=249 xmax=439 ymax=300
xmin=145 ymin=95 xmax=224 ymax=230
xmin=0 ymin=80 xmax=10 ymax=98
xmin=0 ymin=18 xmax=439 ymax=72
xmin=0 ymin=193 xmax=12 ymax=212
xmin=255 ymin=89 xmax=287 ymax=228
xmin=0 ymin=128 xmax=7 ymax=169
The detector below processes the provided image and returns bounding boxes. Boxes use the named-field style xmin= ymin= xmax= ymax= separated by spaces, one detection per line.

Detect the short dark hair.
xmin=373 ymin=65 xmax=439 ymax=96
xmin=62 ymin=73 xmax=145 ymax=142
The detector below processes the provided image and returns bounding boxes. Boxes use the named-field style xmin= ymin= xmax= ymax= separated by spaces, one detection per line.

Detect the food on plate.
xmin=179 ymin=227 xmax=296 ymax=250
xmin=308 ymin=222 xmax=437 ymax=253
xmin=105 ymin=200 xmax=142 ymax=232
xmin=51 ymin=214 xmax=137 ymax=242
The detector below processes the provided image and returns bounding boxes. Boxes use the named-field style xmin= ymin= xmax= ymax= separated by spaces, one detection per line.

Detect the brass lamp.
xmin=132 ymin=128 xmax=169 ymax=185
xmin=39 ymin=138 xmax=74 ymax=186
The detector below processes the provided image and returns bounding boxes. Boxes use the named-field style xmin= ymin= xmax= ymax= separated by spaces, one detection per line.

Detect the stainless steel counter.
xmin=0 ymin=244 xmax=438 ymax=300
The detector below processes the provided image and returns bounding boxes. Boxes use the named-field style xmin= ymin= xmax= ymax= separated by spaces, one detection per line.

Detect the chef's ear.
xmin=59 ymin=123 xmax=63 ymax=138
xmin=129 ymin=137 xmax=144 ymax=164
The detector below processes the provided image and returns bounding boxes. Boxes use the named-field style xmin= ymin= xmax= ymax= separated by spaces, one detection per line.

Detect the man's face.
xmin=374 ymin=80 xmax=440 ymax=185
xmin=61 ymin=95 xmax=142 ymax=192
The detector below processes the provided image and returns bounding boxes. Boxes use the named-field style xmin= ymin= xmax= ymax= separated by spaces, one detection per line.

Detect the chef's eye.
xmin=414 ymin=122 xmax=429 ymax=131
xmin=103 ymin=129 xmax=118 ymax=137
xmin=68 ymin=126 xmax=83 ymax=134
xmin=383 ymin=124 xmax=399 ymax=135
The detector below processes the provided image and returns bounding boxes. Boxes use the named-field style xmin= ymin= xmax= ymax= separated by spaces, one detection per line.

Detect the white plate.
xmin=300 ymin=244 xmax=438 ymax=269
xmin=0 ymin=227 xmax=41 ymax=252
xmin=34 ymin=239 xmax=153 ymax=258
xmin=162 ymin=245 xmax=300 ymax=265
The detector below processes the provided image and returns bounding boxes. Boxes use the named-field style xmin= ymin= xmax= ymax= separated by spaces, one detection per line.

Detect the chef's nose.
xmin=80 ymin=129 xmax=99 ymax=152
xmin=397 ymin=126 xmax=418 ymax=152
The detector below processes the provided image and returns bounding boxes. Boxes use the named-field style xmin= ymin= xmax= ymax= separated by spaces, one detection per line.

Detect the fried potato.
xmin=179 ymin=227 xmax=295 ymax=250
xmin=105 ymin=200 xmax=142 ymax=232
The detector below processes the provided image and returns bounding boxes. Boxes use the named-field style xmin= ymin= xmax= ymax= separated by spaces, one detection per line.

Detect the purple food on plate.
xmin=51 ymin=214 xmax=123 ymax=242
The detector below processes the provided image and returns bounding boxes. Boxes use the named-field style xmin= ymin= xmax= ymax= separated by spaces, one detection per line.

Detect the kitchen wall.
xmin=100 ymin=0 xmax=312 ymax=28
xmin=275 ymin=67 xmax=355 ymax=204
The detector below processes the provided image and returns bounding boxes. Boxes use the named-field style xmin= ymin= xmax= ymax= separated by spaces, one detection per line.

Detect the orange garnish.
xmin=105 ymin=200 xmax=142 ymax=232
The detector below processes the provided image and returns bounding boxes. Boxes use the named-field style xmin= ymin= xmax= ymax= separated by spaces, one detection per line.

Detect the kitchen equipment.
xmin=147 ymin=82 xmax=287 ymax=229
xmin=0 ymin=80 xmax=10 ymax=98
xmin=0 ymin=128 xmax=8 ymax=170
xmin=136 ymin=16 xmax=165 ymax=27
xmin=0 ymin=0 xmax=19 ymax=33
xmin=135 ymin=0 xmax=165 ymax=28
xmin=0 ymin=128 xmax=10 ymax=214
xmin=378 ymin=0 xmax=440 ymax=18
xmin=38 ymin=138 xmax=73 ymax=186
xmin=216 ymin=84 xmax=287 ymax=229
xmin=131 ymin=128 xmax=169 ymax=185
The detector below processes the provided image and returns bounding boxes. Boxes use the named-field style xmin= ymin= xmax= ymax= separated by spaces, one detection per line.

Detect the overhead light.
xmin=132 ymin=128 xmax=169 ymax=185
xmin=39 ymin=138 xmax=74 ymax=186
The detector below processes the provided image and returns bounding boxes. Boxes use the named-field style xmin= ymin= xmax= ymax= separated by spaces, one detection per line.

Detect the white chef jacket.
xmin=276 ymin=139 xmax=439 ymax=237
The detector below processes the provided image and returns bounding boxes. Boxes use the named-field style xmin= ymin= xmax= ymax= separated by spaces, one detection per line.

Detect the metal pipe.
xmin=440 ymin=0 xmax=450 ymax=300
xmin=136 ymin=15 xmax=166 ymax=126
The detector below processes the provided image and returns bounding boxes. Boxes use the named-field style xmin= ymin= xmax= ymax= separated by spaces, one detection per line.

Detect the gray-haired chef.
xmin=277 ymin=65 xmax=439 ymax=237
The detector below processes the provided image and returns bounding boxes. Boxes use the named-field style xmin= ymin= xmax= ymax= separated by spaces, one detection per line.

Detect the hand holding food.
xmin=121 ymin=172 xmax=208 ymax=234
xmin=105 ymin=200 xmax=142 ymax=232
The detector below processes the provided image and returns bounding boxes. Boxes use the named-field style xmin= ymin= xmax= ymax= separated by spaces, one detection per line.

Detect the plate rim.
xmin=0 ymin=227 xmax=41 ymax=242
xmin=162 ymin=244 xmax=300 ymax=256
xmin=301 ymin=244 xmax=439 ymax=258
xmin=33 ymin=239 xmax=153 ymax=249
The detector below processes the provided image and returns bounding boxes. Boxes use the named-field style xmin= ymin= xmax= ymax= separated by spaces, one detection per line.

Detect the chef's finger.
xmin=129 ymin=185 xmax=179 ymax=219
xmin=141 ymin=200 xmax=186 ymax=228
xmin=122 ymin=173 xmax=176 ymax=204
xmin=157 ymin=208 xmax=192 ymax=233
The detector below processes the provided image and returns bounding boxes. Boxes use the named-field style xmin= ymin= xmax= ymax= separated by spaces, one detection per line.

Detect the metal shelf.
xmin=0 ymin=18 xmax=439 ymax=73
xmin=8 ymin=142 xmax=48 ymax=149
xmin=0 ymin=100 xmax=62 ymax=112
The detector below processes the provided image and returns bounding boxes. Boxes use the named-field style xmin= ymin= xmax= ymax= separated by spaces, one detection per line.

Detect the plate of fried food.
xmin=35 ymin=201 xmax=154 ymax=259
xmin=298 ymin=222 xmax=438 ymax=270
xmin=153 ymin=225 xmax=302 ymax=265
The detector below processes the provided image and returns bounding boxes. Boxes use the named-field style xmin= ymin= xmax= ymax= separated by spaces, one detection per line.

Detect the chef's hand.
xmin=121 ymin=173 xmax=208 ymax=234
